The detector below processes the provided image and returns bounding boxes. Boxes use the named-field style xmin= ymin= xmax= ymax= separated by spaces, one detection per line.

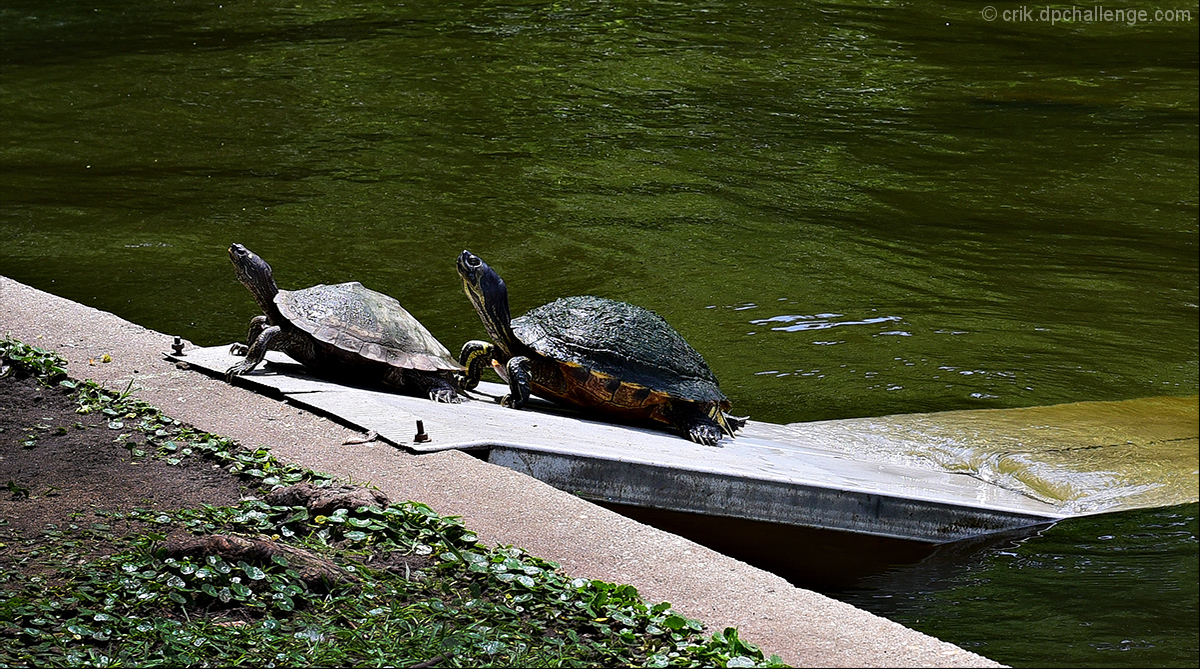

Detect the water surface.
xmin=840 ymin=503 xmax=1199 ymax=668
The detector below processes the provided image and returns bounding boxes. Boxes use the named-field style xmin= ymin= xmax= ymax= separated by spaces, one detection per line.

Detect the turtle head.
xmin=457 ymin=250 xmax=515 ymax=351
xmin=228 ymin=243 xmax=279 ymax=311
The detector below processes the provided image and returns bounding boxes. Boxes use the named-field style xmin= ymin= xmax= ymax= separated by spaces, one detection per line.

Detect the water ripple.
xmin=749 ymin=312 xmax=903 ymax=332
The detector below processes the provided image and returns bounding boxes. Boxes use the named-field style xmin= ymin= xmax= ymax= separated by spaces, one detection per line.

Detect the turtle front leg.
xmin=457 ymin=340 xmax=496 ymax=390
xmin=685 ymin=418 xmax=725 ymax=447
xmin=667 ymin=403 xmax=732 ymax=447
xmin=225 ymin=324 xmax=281 ymax=379
xmin=230 ymin=315 xmax=269 ymax=356
xmin=501 ymin=356 xmax=532 ymax=409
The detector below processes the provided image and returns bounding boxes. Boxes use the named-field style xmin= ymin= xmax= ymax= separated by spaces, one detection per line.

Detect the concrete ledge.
xmin=2 ymin=275 xmax=1002 ymax=667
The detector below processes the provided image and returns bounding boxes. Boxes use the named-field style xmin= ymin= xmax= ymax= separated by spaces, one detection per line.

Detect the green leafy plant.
xmin=0 ymin=336 xmax=69 ymax=383
xmin=1 ymin=334 xmax=788 ymax=668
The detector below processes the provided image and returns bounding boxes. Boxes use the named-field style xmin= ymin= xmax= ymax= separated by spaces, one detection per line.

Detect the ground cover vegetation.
xmin=0 ymin=336 xmax=786 ymax=668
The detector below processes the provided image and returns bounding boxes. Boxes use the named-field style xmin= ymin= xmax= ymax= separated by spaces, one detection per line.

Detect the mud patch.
xmin=0 ymin=374 xmax=248 ymax=571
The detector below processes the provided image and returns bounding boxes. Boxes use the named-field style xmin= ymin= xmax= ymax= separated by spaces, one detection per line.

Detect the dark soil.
xmin=0 ymin=373 xmax=249 ymax=573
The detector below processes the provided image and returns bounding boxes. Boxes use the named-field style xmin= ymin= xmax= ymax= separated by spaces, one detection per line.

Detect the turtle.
xmin=455 ymin=250 xmax=746 ymax=445
xmin=225 ymin=243 xmax=465 ymax=403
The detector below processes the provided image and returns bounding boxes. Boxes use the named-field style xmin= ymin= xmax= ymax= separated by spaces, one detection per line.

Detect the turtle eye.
xmin=466 ymin=254 xmax=482 ymax=268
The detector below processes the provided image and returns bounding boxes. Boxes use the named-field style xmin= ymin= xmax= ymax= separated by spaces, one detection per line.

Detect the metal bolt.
xmin=171 ymin=336 xmax=185 ymax=355
xmin=414 ymin=420 xmax=430 ymax=443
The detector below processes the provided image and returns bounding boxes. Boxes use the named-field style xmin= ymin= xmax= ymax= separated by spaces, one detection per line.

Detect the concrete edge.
xmin=1 ymin=275 xmax=1004 ymax=668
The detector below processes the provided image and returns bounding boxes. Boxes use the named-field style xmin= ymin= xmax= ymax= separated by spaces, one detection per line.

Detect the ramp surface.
xmin=175 ymin=345 xmax=1197 ymax=543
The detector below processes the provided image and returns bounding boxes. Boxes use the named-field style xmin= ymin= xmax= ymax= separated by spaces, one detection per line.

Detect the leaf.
xmin=612 ymin=612 xmax=635 ymax=626
xmin=284 ymin=509 xmax=309 ymax=524
xmin=243 ymin=565 xmax=266 ymax=580
xmin=663 ymin=614 xmax=689 ymax=631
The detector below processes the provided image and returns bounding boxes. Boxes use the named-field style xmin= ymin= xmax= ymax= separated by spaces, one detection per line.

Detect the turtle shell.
xmin=276 ymin=282 xmax=460 ymax=372
xmin=512 ymin=295 xmax=727 ymax=405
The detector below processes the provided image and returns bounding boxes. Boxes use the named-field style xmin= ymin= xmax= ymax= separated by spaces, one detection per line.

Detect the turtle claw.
xmin=229 ymin=342 xmax=249 ymax=356
xmin=719 ymin=412 xmax=748 ymax=437
xmin=430 ymin=388 xmax=464 ymax=404
xmin=499 ymin=393 xmax=529 ymax=409
xmin=688 ymin=422 xmax=725 ymax=447
xmin=225 ymin=360 xmax=259 ymax=380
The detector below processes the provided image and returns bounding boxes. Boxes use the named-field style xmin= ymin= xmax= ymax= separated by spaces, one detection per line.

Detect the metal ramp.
xmin=171 ymin=345 xmax=1197 ymax=544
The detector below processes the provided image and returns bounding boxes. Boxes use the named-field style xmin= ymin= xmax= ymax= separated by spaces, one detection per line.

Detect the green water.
xmin=2 ymin=1 xmax=1196 ymax=666
xmin=841 ymin=504 xmax=1199 ymax=668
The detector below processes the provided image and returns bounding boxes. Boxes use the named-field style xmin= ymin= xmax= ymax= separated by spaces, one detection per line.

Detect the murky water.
xmin=841 ymin=503 xmax=1199 ymax=668
xmin=2 ymin=1 xmax=1196 ymax=666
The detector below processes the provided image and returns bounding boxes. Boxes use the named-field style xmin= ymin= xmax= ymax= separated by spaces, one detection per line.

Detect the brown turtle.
xmin=226 ymin=243 xmax=464 ymax=402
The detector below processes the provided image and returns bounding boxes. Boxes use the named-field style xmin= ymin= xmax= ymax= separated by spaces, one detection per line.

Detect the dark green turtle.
xmin=226 ymin=243 xmax=465 ymax=403
xmin=455 ymin=250 xmax=745 ymax=445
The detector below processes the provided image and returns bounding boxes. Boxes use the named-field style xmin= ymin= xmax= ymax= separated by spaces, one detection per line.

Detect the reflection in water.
xmin=842 ymin=504 xmax=1200 ymax=669
xmin=749 ymin=312 xmax=903 ymax=332
xmin=600 ymin=501 xmax=942 ymax=593
xmin=604 ymin=502 xmax=1199 ymax=668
